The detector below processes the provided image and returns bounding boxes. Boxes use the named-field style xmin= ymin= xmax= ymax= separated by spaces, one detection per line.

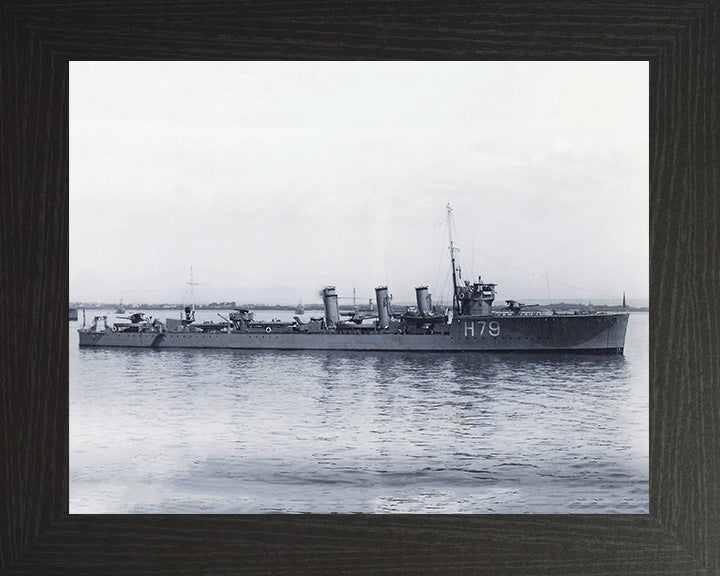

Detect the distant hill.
xmin=70 ymin=300 xmax=647 ymax=312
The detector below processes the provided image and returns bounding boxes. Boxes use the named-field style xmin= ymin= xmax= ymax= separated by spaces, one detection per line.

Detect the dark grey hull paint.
xmin=78 ymin=313 xmax=629 ymax=354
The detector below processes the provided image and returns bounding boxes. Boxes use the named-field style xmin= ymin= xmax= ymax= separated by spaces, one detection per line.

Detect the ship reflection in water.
xmin=70 ymin=313 xmax=648 ymax=514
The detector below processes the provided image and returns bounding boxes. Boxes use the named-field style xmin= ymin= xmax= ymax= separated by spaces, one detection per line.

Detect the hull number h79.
xmin=464 ymin=321 xmax=500 ymax=337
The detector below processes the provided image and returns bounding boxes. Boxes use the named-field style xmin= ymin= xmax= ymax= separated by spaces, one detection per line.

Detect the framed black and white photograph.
xmin=69 ymin=61 xmax=648 ymax=515
xmin=2 ymin=2 xmax=718 ymax=575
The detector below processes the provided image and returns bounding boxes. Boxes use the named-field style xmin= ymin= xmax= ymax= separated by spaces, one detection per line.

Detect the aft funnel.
xmin=322 ymin=286 xmax=339 ymax=328
xmin=375 ymin=286 xmax=391 ymax=329
xmin=415 ymin=286 xmax=433 ymax=316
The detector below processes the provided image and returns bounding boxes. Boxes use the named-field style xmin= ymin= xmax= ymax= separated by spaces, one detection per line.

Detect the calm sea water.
xmin=69 ymin=310 xmax=648 ymax=513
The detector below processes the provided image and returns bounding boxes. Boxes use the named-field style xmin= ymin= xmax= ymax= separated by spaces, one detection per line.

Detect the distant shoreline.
xmin=69 ymin=302 xmax=649 ymax=313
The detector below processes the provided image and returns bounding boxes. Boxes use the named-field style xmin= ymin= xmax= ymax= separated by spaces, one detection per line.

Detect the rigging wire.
xmin=436 ymin=205 xmax=616 ymax=302
xmin=471 ymin=233 xmax=475 ymax=283
xmin=431 ymin=217 xmax=450 ymax=299
xmin=545 ymin=268 xmax=554 ymax=307
xmin=474 ymin=251 xmax=617 ymax=299
xmin=506 ymin=246 xmax=559 ymax=275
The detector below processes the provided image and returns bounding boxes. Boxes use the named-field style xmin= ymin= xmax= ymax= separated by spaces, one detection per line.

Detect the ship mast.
xmin=187 ymin=266 xmax=198 ymax=314
xmin=447 ymin=203 xmax=459 ymax=314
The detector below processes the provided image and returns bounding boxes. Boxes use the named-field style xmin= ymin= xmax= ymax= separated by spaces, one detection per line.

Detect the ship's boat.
xmin=78 ymin=207 xmax=629 ymax=353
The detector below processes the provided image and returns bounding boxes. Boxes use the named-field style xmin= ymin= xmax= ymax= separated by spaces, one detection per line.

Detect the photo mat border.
xmin=1 ymin=1 xmax=718 ymax=574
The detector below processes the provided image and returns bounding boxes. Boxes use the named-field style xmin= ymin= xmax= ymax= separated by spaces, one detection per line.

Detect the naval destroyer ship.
xmin=78 ymin=206 xmax=629 ymax=353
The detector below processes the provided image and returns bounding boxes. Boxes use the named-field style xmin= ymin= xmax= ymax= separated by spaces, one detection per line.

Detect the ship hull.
xmin=78 ymin=313 xmax=629 ymax=354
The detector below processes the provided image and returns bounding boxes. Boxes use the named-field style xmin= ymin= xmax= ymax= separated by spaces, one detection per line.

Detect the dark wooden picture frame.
xmin=2 ymin=2 xmax=718 ymax=574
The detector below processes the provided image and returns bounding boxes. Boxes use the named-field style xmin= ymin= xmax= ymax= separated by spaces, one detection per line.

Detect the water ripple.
xmin=70 ymin=310 xmax=648 ymax=513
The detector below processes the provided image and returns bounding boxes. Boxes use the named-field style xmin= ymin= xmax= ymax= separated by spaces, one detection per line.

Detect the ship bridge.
xmin=456 ymin=277 xmax=496 ymax=316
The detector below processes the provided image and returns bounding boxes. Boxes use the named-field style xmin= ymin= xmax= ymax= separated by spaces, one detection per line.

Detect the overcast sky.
xmin=70 ymin=61 xmax=648 ymax=306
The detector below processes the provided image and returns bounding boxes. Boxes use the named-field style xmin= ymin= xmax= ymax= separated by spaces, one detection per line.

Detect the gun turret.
xmin=504 ymin=300 xmax=540 ymax=314
xmin=118 ymin=312 xmax=146 ymax=323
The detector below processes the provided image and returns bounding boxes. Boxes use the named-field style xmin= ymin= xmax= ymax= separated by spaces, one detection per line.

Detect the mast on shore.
xmin=447 ymin=203 xmax=459 ymax=314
